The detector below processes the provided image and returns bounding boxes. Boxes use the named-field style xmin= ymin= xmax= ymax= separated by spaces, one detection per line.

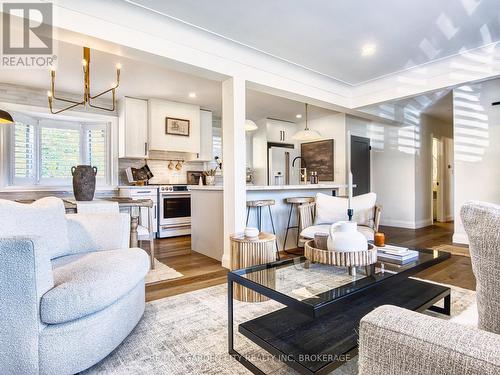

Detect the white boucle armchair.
xmin=0 ymin=197 xmax=150 ymax=375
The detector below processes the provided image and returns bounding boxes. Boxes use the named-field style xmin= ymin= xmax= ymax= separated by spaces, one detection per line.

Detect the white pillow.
xmin=314 ymin=192 xmax=376 ymax=226
xmin=314 ymin=193 xmax=347 ymax=224
xmin=0 ymin=197 xmax=69 ymax=259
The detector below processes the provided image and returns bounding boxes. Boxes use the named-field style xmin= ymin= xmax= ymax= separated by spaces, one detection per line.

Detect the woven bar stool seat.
xmin=246 ymin=199 xmax=279 ymax=259
xmin=283 ymin=196 xmax=315 ymax=253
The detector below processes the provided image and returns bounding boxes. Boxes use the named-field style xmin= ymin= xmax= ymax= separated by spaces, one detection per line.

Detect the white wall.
xmin=345 ymin=115 xmax=419 ymax=228
xmin=298 ymin=113 xmax=346 ymax=188
xmin=453 ymin=79 xmax=500 ymax=244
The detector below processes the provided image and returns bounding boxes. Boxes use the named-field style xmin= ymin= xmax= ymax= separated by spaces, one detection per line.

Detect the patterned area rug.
xmin=145 ymin=259 xmax=183 ymax=284
xmin=431 ymin=244 xmax=470 ymax=257
xmin=84 ymin=279 xmax=476 ymax=375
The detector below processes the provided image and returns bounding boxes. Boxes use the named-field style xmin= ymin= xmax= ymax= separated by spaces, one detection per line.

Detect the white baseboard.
xmin=380 ymin=219 xmax=418 ymax=229
xmin=452 ymin=232 xmax=469 ymax=245
xmin=415 ymin=218 xmax=433 ymax=229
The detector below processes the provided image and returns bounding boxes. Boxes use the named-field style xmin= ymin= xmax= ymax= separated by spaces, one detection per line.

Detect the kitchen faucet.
xmin=292 ymin=157 xmax=308 ymax=184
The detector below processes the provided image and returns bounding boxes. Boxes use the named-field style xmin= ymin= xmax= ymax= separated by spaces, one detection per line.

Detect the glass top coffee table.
xmin=228 ymin=248 xmax=451 ymax=375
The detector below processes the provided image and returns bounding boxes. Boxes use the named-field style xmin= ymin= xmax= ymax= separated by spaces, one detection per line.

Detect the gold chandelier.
xmin=47 ymin=47 xmax=121 ymax=114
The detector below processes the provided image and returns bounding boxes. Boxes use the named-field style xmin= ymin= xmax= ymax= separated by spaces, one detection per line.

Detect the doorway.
xmin=431 ymin=136 xmax=454 ymax=223
xmin=350 ymin=135 xmax=371 ymax=196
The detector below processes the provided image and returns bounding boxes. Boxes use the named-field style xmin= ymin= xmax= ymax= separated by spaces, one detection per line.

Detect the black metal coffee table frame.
xmin=228 ymin=250 xmax=451 ymax=375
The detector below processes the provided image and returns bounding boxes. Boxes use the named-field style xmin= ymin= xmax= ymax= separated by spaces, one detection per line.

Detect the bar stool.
xmin=283 ymin=196 xmax=315 ymax=253
xmin=246 ymin=199 xmax=280 ymax=259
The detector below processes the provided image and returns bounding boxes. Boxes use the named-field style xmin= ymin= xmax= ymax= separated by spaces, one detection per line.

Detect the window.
xmin=11 ymin=114 xmax=109 ymax=186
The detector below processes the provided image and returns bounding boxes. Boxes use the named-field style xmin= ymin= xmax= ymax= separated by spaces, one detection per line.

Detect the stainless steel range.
xmin=157 ymin=185 xmax=191 ymax=238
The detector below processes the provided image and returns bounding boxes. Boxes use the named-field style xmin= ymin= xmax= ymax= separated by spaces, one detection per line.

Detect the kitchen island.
xmin=190 ymin=184 xmax=346 ymax=263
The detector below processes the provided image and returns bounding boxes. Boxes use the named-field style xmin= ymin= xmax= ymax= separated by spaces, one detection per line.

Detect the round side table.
xmin=230 ymin=232 xmax=276 ymax=302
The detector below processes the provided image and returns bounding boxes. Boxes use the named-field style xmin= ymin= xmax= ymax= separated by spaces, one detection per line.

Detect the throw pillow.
xmin=0 ymin=197 xmax=70 ymax=259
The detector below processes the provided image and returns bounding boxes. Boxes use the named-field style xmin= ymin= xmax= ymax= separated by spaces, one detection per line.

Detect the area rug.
xmin=431 ymin=244 xmax=470 ymax=257
xmin=145 ymin=259 xmax=183 ymax=284
xmin=84 ymin=280 xmax=476 ymax=375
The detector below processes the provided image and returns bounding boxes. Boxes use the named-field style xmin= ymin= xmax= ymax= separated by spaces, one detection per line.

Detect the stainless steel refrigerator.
xmin=267 ymin=144 xmax=300 ymax=185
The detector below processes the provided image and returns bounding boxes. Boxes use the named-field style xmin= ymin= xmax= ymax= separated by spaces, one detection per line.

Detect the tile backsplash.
xmin=119 ymin=150 xmax=207 ymax=185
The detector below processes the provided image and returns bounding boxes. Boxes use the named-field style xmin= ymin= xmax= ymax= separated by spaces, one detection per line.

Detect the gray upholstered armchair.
xmin=358 ymin=201 xmax=500 ymax=374
xmin=0 ymin=197 xmax=150 ymax=375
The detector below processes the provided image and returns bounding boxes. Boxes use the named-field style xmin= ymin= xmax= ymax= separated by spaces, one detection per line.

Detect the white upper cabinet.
xmin=148 ymin=98 xmax=201 ymax=153
xmin=119 ymin=97 xmax=149 ymax=158
xmin=266 ymin=118 xmax=298 ymax=144
xmin=196 ymin=109 xmax=213 ymax=161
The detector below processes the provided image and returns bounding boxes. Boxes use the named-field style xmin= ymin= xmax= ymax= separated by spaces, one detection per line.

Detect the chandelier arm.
xmin=48 ymin=98 xmax=85 ymax=114
xmin=88 ymin=88 xmax=116 ymax=111
xmin=89 ymin=87 xmax=115 ymax=100
xmin=50 ymin=79 xmax=82 ymax=105
xmin=50 ymin=95 xmax=82 ymax=105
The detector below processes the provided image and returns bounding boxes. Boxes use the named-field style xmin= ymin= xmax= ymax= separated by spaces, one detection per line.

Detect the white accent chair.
xmin=0 ymin=197 xmax=149 ymax=375
xmin=299 ymin=192 xmax=381 ymax=244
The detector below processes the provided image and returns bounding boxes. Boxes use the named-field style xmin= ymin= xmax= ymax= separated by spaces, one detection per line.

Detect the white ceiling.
xmin=0 ymin=41 xmax=223 ymax=115
xmin=1 ymin=40 xmax=339 ymax=121
xmin=126 ymin=0 xmax=500 ymax=85
xmin=246 ymin=90 xmax=337 ymax=123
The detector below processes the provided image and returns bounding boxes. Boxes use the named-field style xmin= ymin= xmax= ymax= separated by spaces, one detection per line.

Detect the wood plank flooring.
xmin=145 ymin=222 xmax=475 ymax=302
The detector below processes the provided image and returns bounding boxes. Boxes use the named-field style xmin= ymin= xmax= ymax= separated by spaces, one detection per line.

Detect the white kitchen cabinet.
xmin=119 ymin=97 xmax=149 ymax=159
xmin=266 ymin=118 xmax=298 ymax=144
xmin=148 ymin=98 xmax=200 ymax=153
xmin=196 ymin=109 xmax=213 ymax=161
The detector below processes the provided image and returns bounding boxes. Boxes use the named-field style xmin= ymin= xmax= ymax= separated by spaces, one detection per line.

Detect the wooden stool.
xmin=246 ymin=199 xmax=279 ymax=259
xmin=230 ymin=233 xmax=276 ymax=302
xmin=283 ymin=196 xmax=315 ymax=253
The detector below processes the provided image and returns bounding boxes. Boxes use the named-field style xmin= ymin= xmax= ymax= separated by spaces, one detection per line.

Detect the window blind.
xmin=40 ymin=126 xmax=80 ymax=180
xmin=13 ymin=121 xmax=35 ymax=180
xmin=85 ymin=127 xmax=107 ymax=178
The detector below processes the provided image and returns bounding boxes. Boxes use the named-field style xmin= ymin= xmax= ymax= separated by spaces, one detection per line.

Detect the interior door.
xmin=350 ymin=135 xmax=371 ymax=196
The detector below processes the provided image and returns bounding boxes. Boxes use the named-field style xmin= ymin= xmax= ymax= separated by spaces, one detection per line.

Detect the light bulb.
xmin=116 ymin=63 xmax=122 ymax=70
xmin=82 ymin=59 xmax=87 ymax=66
xmin=50 ymin=65 xmax=56 ymax=72
xmin=47 ymin=90 xmax=52 ymax=98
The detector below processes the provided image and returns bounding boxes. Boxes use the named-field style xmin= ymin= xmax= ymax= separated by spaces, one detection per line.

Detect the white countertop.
xmin=189 ymin=183 xmax=345 ymax=191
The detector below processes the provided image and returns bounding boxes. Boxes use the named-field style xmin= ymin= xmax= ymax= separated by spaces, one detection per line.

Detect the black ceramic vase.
xmin=71 ymin=165 xmax=98 ymax=201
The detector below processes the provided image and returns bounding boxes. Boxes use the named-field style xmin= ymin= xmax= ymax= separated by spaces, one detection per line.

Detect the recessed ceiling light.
xmin=188 ymin=92 xmax=197 ymax=98
xmin=296 ymin=114 xmax=302 ymax=119
xmin=361 ymin=43 xmax=376 ymax=57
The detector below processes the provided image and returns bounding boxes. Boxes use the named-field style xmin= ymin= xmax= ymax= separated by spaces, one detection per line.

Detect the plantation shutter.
xmin=39 ymin=121 xmax=80 ymax=182
xmin=84 ymin=125 xmax=107 ymax=179
xmin=12 ymin=114 xmax=36 ymax=184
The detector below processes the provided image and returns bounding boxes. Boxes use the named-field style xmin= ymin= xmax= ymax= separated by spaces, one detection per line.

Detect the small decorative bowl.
xmin=244 ymin=227 xmax=259 ymax=240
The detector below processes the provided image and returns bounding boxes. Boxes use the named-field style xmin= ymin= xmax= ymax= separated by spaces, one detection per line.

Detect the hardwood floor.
xmin=144 ymin=237 xmax=227 ymax=302
xmin=145 ymin=222 xmax=475 ymax=302
xmin=381 ymin=223 xmax=476 ymax=291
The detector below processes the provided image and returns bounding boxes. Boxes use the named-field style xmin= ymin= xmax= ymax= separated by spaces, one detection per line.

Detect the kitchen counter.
xmin=188 ymin=183 xmax=347 ymax=191
xmin=190 ymin=183 xmax=344 ymax=262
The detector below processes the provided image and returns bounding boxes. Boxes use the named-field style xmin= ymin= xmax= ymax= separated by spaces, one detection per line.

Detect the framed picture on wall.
xmin=166 ymin=117 xmax=190 ymax=136
xmin=301 ymin=139 xmax=334 ymax=181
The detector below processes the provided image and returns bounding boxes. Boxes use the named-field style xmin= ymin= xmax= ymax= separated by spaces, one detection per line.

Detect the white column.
xmin=221 ymin=77 xmax=246 ymax=268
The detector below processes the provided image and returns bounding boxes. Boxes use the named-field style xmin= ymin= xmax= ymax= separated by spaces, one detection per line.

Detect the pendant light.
xmin=292 ymin=103 xmax=321 ymax=141
xmin=0 ymin=110 xmax=14 ymax=124
xmin=245 ymin=119 xmax=258 ymax=132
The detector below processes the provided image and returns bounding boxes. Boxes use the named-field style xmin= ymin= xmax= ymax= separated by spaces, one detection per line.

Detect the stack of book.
xmin=377 ymin=245 xmax=419 ymax=265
